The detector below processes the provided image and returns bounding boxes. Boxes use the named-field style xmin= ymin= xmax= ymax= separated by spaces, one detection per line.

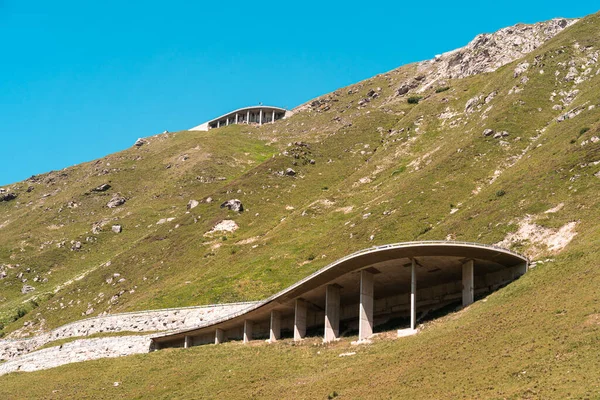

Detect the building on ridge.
xmin=190 ymin=105 xmax=293 ymax=131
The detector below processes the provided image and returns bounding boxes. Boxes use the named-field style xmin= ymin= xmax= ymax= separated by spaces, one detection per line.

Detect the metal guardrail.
xmin=152 ymin=241 xmax=528 ymax=339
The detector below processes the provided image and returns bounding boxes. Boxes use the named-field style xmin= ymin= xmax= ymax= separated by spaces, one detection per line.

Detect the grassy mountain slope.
xmin=0 ymin=11 xmax=599 ymax=398
xmin=1 ymin=240 xmax=599 ymax=398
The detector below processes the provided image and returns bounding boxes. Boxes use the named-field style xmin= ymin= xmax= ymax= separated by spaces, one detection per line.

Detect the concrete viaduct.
xmin=190 ymin=105 xmax=293 ymax=131
xmin=151 ymin=241 xmax=528 ymax=349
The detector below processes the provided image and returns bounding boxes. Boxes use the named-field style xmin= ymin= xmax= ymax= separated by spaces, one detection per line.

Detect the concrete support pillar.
xmin=359 ymin=270 xmax=374 ymax=340
xmin=184 ymin=335 xmax=191 ymax=349
xmin=259 ymin=109 xmax=263 ymax=125
xmin=516 ymin=262 xmax=528 ymax=277
xmin=217 ymin=120 xmax=220 ymax=128
xmin=235 ymin=113 xmax=239 ymax=124
xmin=410 ymin=258 xmax=417 ymax=330
xmin=294 ymin=298 xmax=307 ymax=341
xmin=243 ymin=320 xmax=253 ymax=344
xmin=269 ymin=311 xmax=281 ymax=342
xmin=226 ymin=117 xmax=230 ymax=126
xmin=247 ymin=110 xmax=250 ymax=124
xmin=215 ymin=328 xmax=224 ymax=344
xmin=324 ymin=284 xmax=340 ymax=342
xmin=462 ymin=259 xmax=474 ymax=306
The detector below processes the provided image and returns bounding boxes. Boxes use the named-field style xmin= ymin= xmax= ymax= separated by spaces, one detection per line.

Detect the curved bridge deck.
xmin=152 ymin=241 xmax=528 ymax=348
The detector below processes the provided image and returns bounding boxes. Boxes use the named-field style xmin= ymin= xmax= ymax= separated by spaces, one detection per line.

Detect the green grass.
xmin=0 ymin=11 xmax=600 ymax=398
xmin=1 ymin=242 xmax=599 ymax=399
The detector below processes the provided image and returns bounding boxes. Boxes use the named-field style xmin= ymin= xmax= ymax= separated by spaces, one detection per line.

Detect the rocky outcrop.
xmin=91 ymin=183 xmax=111 ymax=192
xmin=107 ymin=194 xmax=126 ymax=208
xmin=206 ymin=220 xmax=239 ymax=235
xmin=220 ymin=199 xmax=244 ymax=212
xmin=413 ymin=18 xmax=578 ymax=92
xmin=0 ymin=192 xmax=17 ymax=202
xmin=21 ymin=284 xmax=35 ymax=294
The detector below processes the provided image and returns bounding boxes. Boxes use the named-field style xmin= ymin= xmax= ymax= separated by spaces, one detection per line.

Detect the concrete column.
xmin=226 ymin=117 xmax=230 ymax=126
xmin=217 ymin=120 xmax=220 ymax=128
xmin=410 ymin=258 xmax=417 ymax=330
xmin=294 ymin=298 xmax=307 ymax=341
xmin=516 ymin=262 xmax=528 ymax=277
xmin=259 ymin=109 xmax=263 ymax=125
xmin=359 ymin=270 xmax=374 ymax=340
xmin=324 ymin=284 xmax=340 ymax=343
xmin=243 ymin=320 xmax=253 ymax=344
xmin=247 ymin=110 xmax=250 ymax=124
xmin=235 ymin=113 xmax=239 ymax=124
xmin=269 ymin=311 xmax=281 ymax=342
xmin=462 ymin=259 xmax=474 ymax=306
xmin=184 ymin=335 xmax=191 ymax=349
xmin=215 ymin=328 xmax=224 ymax=344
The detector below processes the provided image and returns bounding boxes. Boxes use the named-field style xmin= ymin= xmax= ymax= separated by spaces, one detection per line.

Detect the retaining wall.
xmin=0 ymin=335 xmax=152 ymax=376
xmin=0 ymin=302 xmax=257 ymax=361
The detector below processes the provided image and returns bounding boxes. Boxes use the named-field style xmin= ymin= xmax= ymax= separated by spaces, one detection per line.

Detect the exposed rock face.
xmin=413 ymin=18 xmax=578 ymax=92
xmin=134 ymin=138 xmax=147 ymax=147
xmin=21 ymin=284 xmax=35 ymax=294
xmin=493 ymin=131 xmax=510 ymax=139
xmin=220 ymin=199 xmax=244 ymax=212
xmin=207 ymin=220 xmax=239 ymax=235
xmin=91 ymin=183 xmax=111 ymax=192
xmin=111 ymin=225 xmax=122 ymax=233
xmin=92 ymin=219 xmax=112 ymax=234
xmin=107 ymin=194 xmax=126 ymax=208
xmin=496 ymin=216 xmax=578 ymax=258
xmin=557 ymin=106 xmax=585 ymax=122
xmin=285 ymin=168 xmax=296 ymax=176
xmin=187 ymin=199 xmax=199 ymax=210
xmin=0 ymin=193 xmax=17 ymax=202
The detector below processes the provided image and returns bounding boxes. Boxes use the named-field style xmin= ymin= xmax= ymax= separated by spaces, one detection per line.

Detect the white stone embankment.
xmin=0 ymin=335 xmax=152 ymax=376
xmin=0 ymin=302 xmax=257 ymax=361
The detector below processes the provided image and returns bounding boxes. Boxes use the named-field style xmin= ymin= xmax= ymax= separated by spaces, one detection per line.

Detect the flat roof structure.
xmin=190 ymin=105 xmax=293 ymax=131
xmin=152 ymin=241 xmax=528 ymax=349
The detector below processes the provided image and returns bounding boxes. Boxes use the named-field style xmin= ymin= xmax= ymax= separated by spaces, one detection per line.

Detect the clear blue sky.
xmin=1 ymin=1 xmax=597 ymax=186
